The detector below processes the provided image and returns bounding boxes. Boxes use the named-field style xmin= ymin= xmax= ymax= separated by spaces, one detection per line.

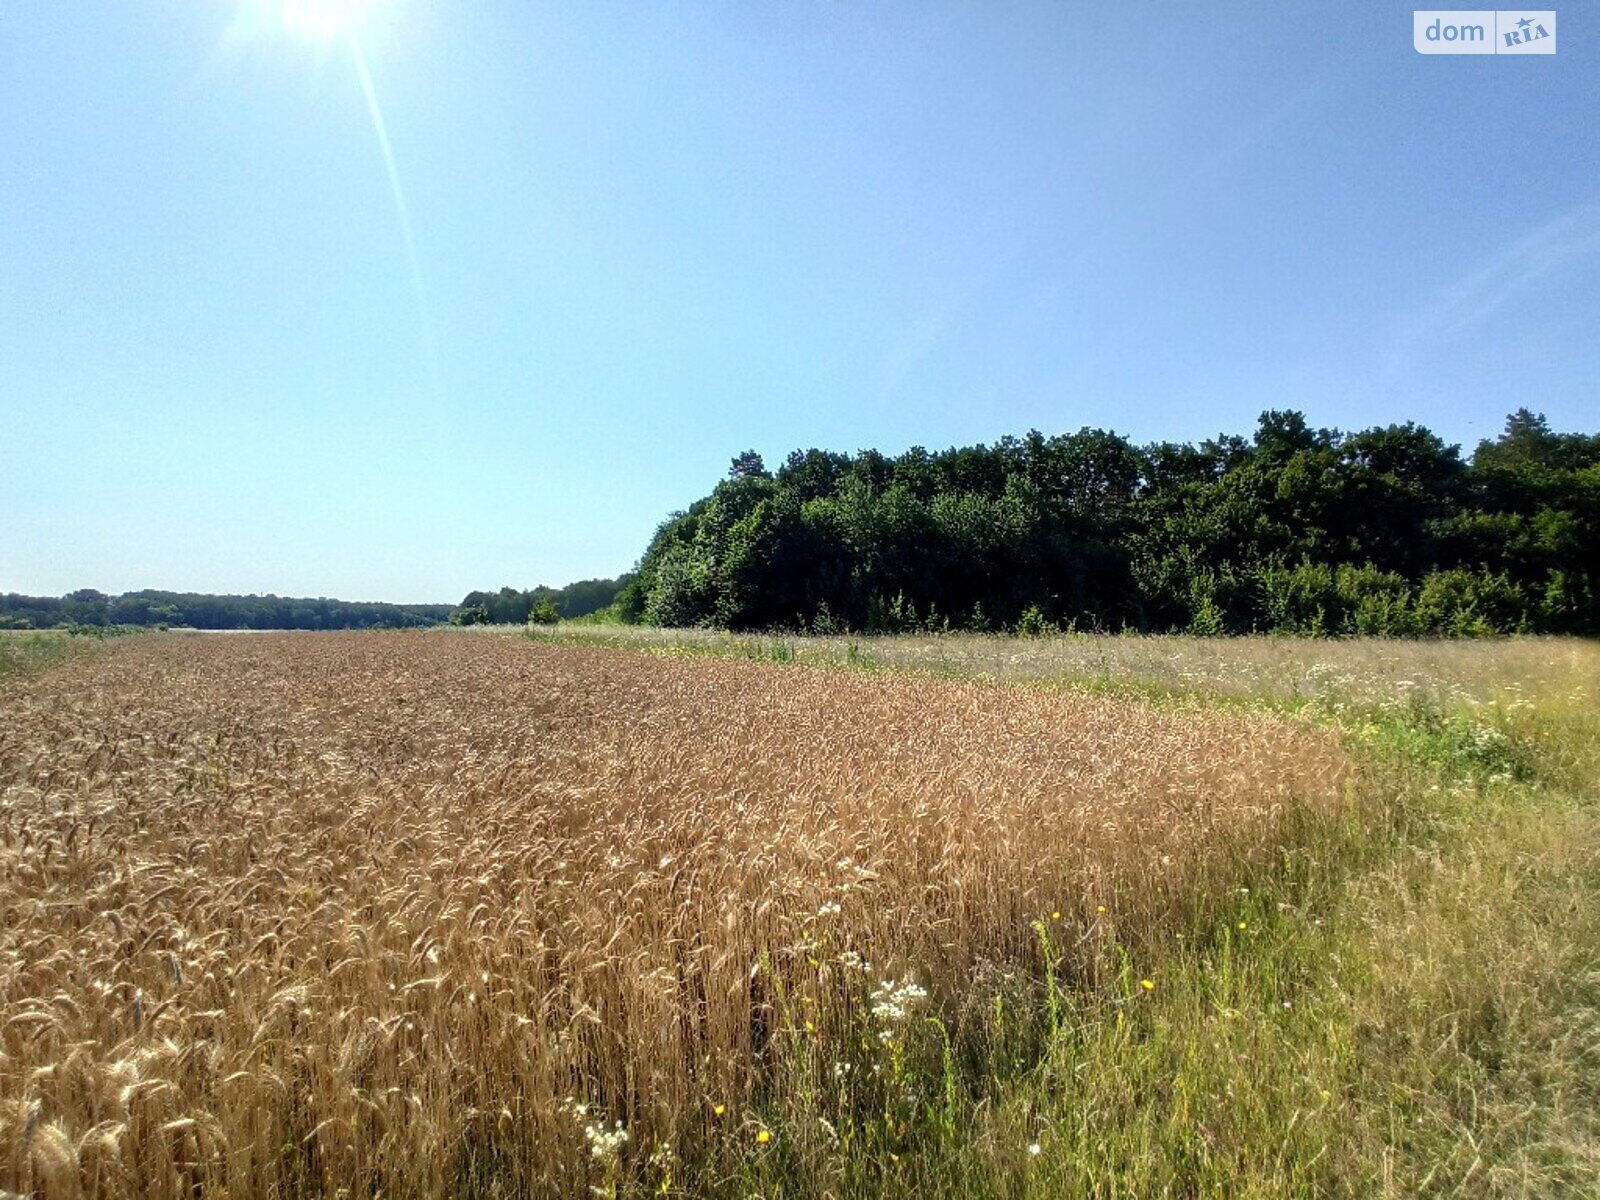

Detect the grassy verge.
xmin=938 ymin=694 xmax=1600 ymax=1198
xmin=522 ymin=626 xmax=1600 ymax=1196
xmin=0 ymin=630 xmax=98 ymax=680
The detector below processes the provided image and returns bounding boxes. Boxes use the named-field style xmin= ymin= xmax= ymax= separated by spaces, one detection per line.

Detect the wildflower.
xmin=1028 ymin=1142 xmax=1042 ymax=1156
xmin=1237 ymin=921 xmax=1248 ymax=931
xmin=648 ymin=1140 xmax=676 ymax=1170
xmin=713 ymin=1104 xmax=725 ymax=1116
xmin=1096 ymin=904 xmax=1107 ymax=914
xmin=817 ymin=899 xmax=842 ymax=918
xmin=756 ymin=1129 xmax=771 ymax=1144
xmin=583 ymin=1119 xmax=629 ymax=1162
xmin=1140 ymin=979 xmax=1155 ymax=992
xmin=870 ymin=977 xmax=929 ymax=1023
xmin=1051 ymin=911 xmax=1061 ymax=921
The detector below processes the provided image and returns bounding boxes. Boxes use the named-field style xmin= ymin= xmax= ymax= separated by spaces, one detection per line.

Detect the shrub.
xmin=1334 ymin=564 xmax=1419 ymax=635
xmin=966 ymin=601 xmax=991 ymax=633
xmin=810 ymin=602 xmax=845 ymax=636
xmin=1415 ymin=569 xmax=1529 ymax=636
xmin=865 ymin=591 xmax=918 ymax=634
xmin=642 ymin=547 xmax=716 ymax=627
xmin=449 ymin=604 xmax=490 ymax=626
xmin=1016 ymin=603 xmax=1057 ymax=637
xmin=1259 ymin=561 xmax=1334 ymax=635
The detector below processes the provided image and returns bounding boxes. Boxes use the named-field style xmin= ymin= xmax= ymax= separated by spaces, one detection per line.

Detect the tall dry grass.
xmin=0 ymin=633 xmax=1349 ymax=1197
xmin=533 ymin=623 xmax=1598 ymax=709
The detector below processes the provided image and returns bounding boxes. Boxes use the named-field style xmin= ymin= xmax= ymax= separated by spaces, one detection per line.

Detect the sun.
xmin=279 ymin=0 xmax=377 ymax=38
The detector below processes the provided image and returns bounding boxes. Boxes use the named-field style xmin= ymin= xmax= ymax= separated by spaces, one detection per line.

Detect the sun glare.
xmin=280 ymin=0 xmax=376 ymax=38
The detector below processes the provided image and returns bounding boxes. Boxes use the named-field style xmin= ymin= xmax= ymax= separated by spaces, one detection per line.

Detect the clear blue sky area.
xmin=3 ymin=2 xmax=1596 ymax=602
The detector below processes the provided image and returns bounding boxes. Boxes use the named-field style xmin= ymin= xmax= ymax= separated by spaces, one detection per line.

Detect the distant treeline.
xmin=0 ymin=590 xmax=454 ymax=631
xmin=618 ymin=409 xmax=1600 ymax=636
xmin=454 ymin=578 xmax=629 ymax=624
xmin=2 ymin=578 xmax=632 ymax=632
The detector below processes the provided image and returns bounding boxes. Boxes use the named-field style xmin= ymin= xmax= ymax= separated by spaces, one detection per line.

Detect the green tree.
xmin=450 ymin=604 xmax=490 ymax=626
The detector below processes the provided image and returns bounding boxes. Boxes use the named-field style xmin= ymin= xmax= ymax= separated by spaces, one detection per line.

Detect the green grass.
xmin=0 ymin=629 xmax=96 ymax=679
xmin=517 ymin=625 xmax=1600 ymax=1197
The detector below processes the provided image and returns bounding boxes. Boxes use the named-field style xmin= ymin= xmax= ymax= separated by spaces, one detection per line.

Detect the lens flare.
xmin=348 ymin=37 xmax=445 ymax=406
xmin=280 ymin=0 xmax=375 ymax=38
xmin=224 ymin=0 xmax=448 ymax=426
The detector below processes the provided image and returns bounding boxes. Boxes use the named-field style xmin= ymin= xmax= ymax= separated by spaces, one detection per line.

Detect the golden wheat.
xmin=0 ymin=633 xmax=1350 ymax=1197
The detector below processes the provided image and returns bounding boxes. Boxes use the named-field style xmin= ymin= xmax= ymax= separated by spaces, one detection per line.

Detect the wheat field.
xmin=0 ymin=632 xmax=1352 ymax=1197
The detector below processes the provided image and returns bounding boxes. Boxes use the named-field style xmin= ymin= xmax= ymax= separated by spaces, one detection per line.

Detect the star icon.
xmin=1517 ymin=16 xmax=1533 ymax=29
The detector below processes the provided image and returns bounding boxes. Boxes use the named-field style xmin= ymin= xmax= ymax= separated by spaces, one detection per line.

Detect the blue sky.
xmin=2 ymin=2 xmax=1596 ymax=602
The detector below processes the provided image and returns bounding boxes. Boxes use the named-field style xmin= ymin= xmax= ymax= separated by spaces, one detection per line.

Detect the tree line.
xmin=0 ymin=590 xmax=454 ymax=631
xmin=1 ymin=577 xmax=634 ymax=632
xmin=615 ymin=409 xmax=1599 ymax=636
xmin=449 ymin=578 xmax=630 ymax=625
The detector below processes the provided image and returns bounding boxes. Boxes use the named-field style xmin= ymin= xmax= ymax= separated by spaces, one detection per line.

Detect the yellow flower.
xmin=1096 ymin=905 xmax=1107 ymax=914
xmin=756 ymin=1129 xmax=771 ymax=1144
xmin=1237 ymin=921 xmax=1248 ymax=931
xmin=1051 ymin=911 xmax=1062 ymax=921
xmin=1140 ymin=979 xmax=1155 ymax=992
xmin=804 ymin=1019 xmax=815 ymax=1032
xmin=713 ymin=1104 xmax=725 ymax=1117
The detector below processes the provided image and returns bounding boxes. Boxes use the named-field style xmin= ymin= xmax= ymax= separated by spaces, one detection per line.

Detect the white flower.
xmin=1028 ymin=1142 xmax=1042 ymax=1156
xmin=870 ymin=977 xmax=928 ymax=1023
xmin=584 ymin=1119 xmax=629 ymax=1162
